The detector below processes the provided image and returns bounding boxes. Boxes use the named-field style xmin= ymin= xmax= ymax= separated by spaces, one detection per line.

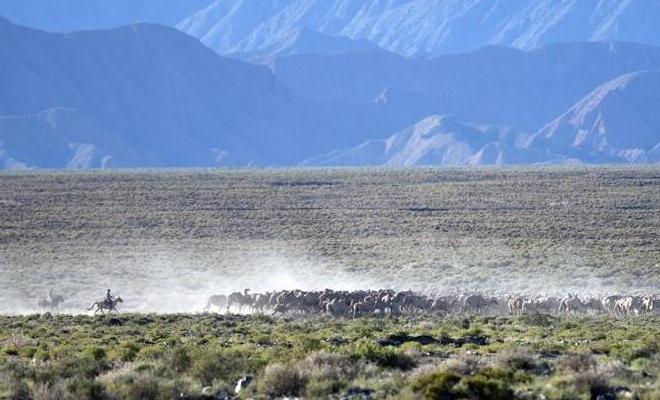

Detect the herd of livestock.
xmin=203 ymin=288 xmax=659 ymax=318
xmin=35 ymin=287 xmax=658 ymax=317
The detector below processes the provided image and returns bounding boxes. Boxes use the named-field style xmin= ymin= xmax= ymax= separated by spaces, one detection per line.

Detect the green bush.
xmin=104 ymin=373 xmax=162 ymax=400
xmin=169 ymin=347 xmax=192 ymax=374
xmin=64 ymin=378 xmax=106 ymax=400
xmin=349 ymin=340 xmax=415 ymax=370
xmin=411 ymin=370 xmax=462 ymax=400
xmin=190 ymin=349 xmax=259 ymax=387
xmin=495 ymin=348 xmax=543 ymax=374
xmin=412 ymin=370 xmax=514 ymax=400
xmin=83 ymin=347 xmax=106 ymax=363
xmin=460 ymin=375 xmax=514 ymax=400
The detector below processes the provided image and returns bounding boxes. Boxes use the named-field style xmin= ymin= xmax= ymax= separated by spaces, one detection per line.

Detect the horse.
xmin=87 ymin=296 xmax=123 ymax=315
xmin=38 ymin=294 xmax=65 ymax=313
xmin=203 ymin=294 xmax=228 ymax=313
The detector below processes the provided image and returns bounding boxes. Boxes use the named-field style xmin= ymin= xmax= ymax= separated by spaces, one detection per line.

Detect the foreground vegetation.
xmin=1 ymin=313 xmax=658 ymax=399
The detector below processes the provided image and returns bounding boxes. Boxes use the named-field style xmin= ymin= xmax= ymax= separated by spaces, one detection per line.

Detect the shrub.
xmin=411 ymin=370 xmax=462 ymax=400
xmin=460 ymin=375 xmax=514 ymax=400
xmin=82 ymin=347 xmax=106 ymax=363
xmin=495 ymin=348 xmax=539 ymax=373
xmin=556 ymin=352 xmax=596 ymax=374
xmin=169 ymin=347 xmax=192 ymax=374
xmin=190 ymin=353 xmax=224 ymax=387
xmin=349 ymin=340 xmax=415 ymax=370
xmin=298 ymin=352 xmax=358 ymax=397
xmin=303 ymin=352 xmax=356 ymax=381
xmin=63 ymin=378 xmax=106 ymax=400
xmin=28 ymin=381 xmax=66 ymax=400
xmin=258 ymin=363 xmax=307 ymax=398
xmin=412 ymin=369 xmax=514 ymax=400
xmin=103 ymin=373 xmax=161 ymax=400
xmin=444 ymin=353 xmax=483 ymax=376
xmin=573 ymin=371 xmax=610 ymax=398
xmin=189 ymin=349 xmax=260 ymax=387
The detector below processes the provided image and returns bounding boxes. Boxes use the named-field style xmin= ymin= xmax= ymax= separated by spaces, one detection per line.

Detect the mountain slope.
xmin=0 ymin=17 xmax=434 ymax=169
xmin=529 ymin=70 xmax=660 ymax=163
xmin=307 ymin=71 xmax=660 ymax=167
xmin=229 ymin=27 xmax=378 ymax=62
xmin=0 ymin=16 xmax=304 ymax=167
xmin=0 ymin=0 xmax=213 ymax=32
xmin=179 ymin=0 xmax=660 ymax=57
xmin=272 ymin=42 xmax=660 ymax=131
xmin=303 ymin=115 xmax=555 ymax=167
xmin=0 ymin=108 xmax=140 ymax=169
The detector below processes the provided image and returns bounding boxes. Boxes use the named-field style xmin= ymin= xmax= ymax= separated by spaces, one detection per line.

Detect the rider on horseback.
xmin=105 ymin=289 xmax=114 ymax=307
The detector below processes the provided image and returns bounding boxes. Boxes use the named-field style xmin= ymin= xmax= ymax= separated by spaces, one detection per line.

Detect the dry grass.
xmin=0 ymin=167 xmax=659 ymax=313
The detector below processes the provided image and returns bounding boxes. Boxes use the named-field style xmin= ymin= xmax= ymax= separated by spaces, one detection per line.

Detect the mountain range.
xmin=0 ymin=16 xmax=434 ymax=168
xmin=4 ymin=1 xmax=660 ymax=60
xmin=270 ymin=42 xmax=660 ymax=131
xmin=179 ymin=0 xmax=660 ymax=58
xmin=307 ymin=71 xmax=660 ymax=166
xmin=0 ymin=4 xmax=659 ymax=169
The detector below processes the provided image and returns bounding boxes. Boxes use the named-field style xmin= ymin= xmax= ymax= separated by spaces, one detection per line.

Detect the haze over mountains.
xmin=180 ymin=0 xmax=660 ymax=57
xmin=0 ymin=0 xmax=659 ymax=169
xmin=0 ymin=0 xmax=214 ymax=32
xmin=1 ymin=16 xmax=439 ymax=168
xmin=308 ymin=71 xmax=660 ymax=167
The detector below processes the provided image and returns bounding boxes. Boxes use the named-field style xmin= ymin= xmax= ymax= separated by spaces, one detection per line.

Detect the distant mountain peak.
xmin=533 ymin=69 xmax=660 ymax=162
xmin=179 ymin=0 xmax=660 ymax=57
xmin=229 ymin=26 xmax=378 ymax=61
xmin=302 ymin=114 xmax=550 ymax=167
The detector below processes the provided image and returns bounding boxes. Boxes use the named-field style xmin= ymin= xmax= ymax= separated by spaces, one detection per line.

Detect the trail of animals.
xmin=205 ymin=289 xmax=657 ymax=318
xmin=37 ymin=288 xmax=658 ymax=317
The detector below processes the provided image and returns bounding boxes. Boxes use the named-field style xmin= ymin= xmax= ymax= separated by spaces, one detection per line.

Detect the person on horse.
xmin=105 ymin=289 xmax=115 ymax=307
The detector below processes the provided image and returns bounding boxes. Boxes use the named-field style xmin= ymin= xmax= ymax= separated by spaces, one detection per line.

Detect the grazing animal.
xmin=326 ymin=299 xmax=350 ymax=318
xmin=203 ymin=294 xmax=228 ymax=313
xmin=558 ymin=294 xmax=584 ymax=314
xmin=602 ymin=295 xmax=623 ymax=313
xmin=614 ymin=296 xmax=641 ymax=317
xmin=38 ymin=289 xmax=65 ymax=313
xmin=507 ymin=295 xmax=525 ymax=315
xmin=583 ymin=297 xmax=605 ymax=314
xmin=430 ymin=297 xmax=454 ymax=314
xmin=463 ymin=294 xmax=498 ymax=314
xmin=228 ymin=289 xmax=252 ymax=313
xmin=88 ymin=296 xmax=123 ymax=315
xmin=642 ymin=295 xmax=657 ymax=314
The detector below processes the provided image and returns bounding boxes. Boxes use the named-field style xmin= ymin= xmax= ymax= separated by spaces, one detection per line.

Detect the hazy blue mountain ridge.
xmin=0 ymin=0 xmax=213 ymax=32
xmin=305 ymin=72 xmax=660 ymax=166
xmin=0 ymin=17 xmax=433 ymax=168
xmin=271 ymin=42 xmax=660 ymax=131
xmin=1 ymin=15 xmax=659 ymax=169
xmin=180 ymin=0 xmax=660 ymax=57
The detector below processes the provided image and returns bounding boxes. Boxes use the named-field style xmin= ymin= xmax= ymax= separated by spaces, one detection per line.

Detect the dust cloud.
xmin=0 ymin=241 xmax=657 ymax=315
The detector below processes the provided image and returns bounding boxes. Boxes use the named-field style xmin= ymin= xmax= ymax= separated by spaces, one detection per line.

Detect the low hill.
xmin=302 ymin=115 xmax=555 ymax=166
